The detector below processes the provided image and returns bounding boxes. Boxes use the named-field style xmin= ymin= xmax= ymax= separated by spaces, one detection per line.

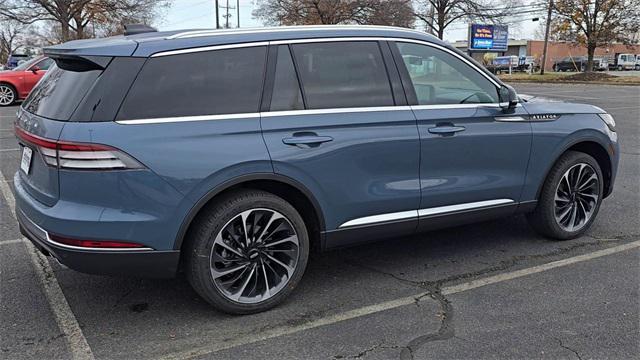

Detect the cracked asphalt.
xmin=1 ymin=83 xmax=639 ymax=360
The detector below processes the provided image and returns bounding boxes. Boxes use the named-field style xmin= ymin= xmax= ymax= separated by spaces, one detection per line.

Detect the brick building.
xmin=452 ymin=40 xmax=639 ymax=70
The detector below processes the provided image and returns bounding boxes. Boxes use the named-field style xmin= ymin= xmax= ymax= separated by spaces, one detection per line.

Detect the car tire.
xmin=185 ymin=189 xmax=310 ymax=314
xmin=617 ymin=65 xmax=623 ymax=71
xmin=527 ymin=151 xmax=604 ymax=240
xmin=0 ymin=83 xmax=17 ymax=107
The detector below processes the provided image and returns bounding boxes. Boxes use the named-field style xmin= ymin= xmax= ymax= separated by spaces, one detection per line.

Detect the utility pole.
xmin=215 ymin=0 xmax=220 ymax=29
xmin=540 ymin=0 xmax=553 ymax=75
xmin=220 ymin=0 xmax=236 ymax=28
xmin=237 ymin=0 xmax=240 ymax=28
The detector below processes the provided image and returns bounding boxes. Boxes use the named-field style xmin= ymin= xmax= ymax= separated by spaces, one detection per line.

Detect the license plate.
xmin=21 ymin=146 xmax=33 ymax=174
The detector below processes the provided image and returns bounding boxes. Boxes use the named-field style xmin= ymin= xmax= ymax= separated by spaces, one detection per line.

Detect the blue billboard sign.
xmin=468 ymin=24 xmax=509 ymax=52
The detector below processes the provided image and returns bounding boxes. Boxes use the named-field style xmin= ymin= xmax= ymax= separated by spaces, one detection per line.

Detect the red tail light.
xmin=48 ymin=233 xmax=148 ymax=249
xmin=15 ymin=126 xmax=143 ymax=170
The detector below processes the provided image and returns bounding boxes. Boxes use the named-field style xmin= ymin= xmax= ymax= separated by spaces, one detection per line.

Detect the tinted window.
xmin=22 ymin=64 xmax=102 ymax=120
xmin=35 ymin=58 xmax=54 ymax=70
xmin=270 ymin=45 xmax=304 ymax=111
xmin=396 ymin=42 xmax=499 ymax=105
xmin=118 ymin=47 xmax=267 ymax=120
xmin=291 ymin=42 xmax=393 ymax=109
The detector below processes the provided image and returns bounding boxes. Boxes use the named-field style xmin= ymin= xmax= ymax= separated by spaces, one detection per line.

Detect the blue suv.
xmin=14 ymin=25 xmax=618 ymax=314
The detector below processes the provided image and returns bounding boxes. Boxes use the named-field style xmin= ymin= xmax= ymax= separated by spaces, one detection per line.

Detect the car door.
xmin=260 ymin=41 xmax=421 ymax=247
xmin=389 ymin=40 xmax=532 ymax=231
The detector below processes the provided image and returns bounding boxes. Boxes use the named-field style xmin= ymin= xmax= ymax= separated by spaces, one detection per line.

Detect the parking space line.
xmin=159 ymin=239 xmax=640 ymax=360
xmin=0 ymin=148 xmax=19 ymax=152
xmin=0 ymin=178 xmax=95 ymax=360
xmin=0 ymin=238 xmax=25 ymax=245
xmin=605 ymin=105 xmax=640 ymax=111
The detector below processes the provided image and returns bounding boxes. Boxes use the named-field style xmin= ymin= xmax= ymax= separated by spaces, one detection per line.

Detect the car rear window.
xmin=116 ymin=46 xmax=267 ymax=120
xmin=22 ymin=64 xmax=103 ymax=121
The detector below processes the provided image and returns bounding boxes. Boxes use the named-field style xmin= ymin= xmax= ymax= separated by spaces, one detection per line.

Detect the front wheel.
xmin=527 ymin=151 xmax=603 ymax=240
xmin=185 ymin=189 xmax=309 ymax=314
xmin=0 ymin=83 xmax=17 ymax=106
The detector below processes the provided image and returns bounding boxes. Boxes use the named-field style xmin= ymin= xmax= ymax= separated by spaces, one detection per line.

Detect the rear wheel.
xmin=527 ymin=151 xmax=603 ymax=240
xmin=617 ymin=65 xmax=623 ymax=71
xmin=185 ymin=189 xmax=309 ymax=314
xmin=0 ymin=83 xmax=16 ymax=106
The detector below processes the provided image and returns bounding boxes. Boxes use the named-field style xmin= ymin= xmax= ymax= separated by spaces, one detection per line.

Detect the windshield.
xmin=13 ymin=57 xmax=40 ymax=71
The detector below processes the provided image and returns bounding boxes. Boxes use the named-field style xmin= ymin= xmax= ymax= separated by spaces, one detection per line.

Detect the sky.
xmin=154 ymin=0 xmax=543 ymax=42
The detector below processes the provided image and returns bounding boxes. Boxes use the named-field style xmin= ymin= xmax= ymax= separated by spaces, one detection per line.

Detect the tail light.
xmin=15 ymin=126 xmax=144 ymax=170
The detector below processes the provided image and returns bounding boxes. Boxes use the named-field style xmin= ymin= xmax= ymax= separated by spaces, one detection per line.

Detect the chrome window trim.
xmin=115 ymin=104 xmax=515 ymax=125
xmin=150 ymin=36 xmax=500 ymax=88
xmin=151 ymin=41 xmax=269 ymax=57
xmin=116 ymin=112 xmax=261 ymax=125
xmin=262 ymin=106 xmax=412 ymax=117
xmin=338 ymin=199 xmax=514 ymax=228
xmin=132 ymin=35 xmax=507 ymax=124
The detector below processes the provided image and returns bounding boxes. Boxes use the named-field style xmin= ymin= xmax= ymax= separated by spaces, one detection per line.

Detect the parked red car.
xmin=0 ymin=56 xmax=54 ymax=106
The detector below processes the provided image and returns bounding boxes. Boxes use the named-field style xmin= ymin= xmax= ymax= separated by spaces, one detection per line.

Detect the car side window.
xmin=291 ymin=41 xmax=394 ymax=109
xmin=395 ymin=42 xmax=499 ymax=105
xmin=270 ymin=45 xmax=304 ymax=111
xmin=117 ymin=46 xmax=267 ymax=120
xmin=35 ymin=58 xmax=54 ymax=71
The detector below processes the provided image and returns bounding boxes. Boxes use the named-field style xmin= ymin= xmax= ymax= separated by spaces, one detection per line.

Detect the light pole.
xmin=540 ymin=0 xmax=553 ymax=75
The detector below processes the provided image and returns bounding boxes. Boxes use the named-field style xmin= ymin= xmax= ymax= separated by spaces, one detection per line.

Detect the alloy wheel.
xmin=553 ymin=163 xmax=599 ymax=232
xmin=210 ymin=208 xmax=300 ymax=304
xmin=0 ymin=85 xmax=15 ymax=106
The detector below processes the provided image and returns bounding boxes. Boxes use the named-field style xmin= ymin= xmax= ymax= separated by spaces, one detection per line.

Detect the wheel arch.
xmin=536 ymin=139 xmax=613 ymax=200
xmin=173 ymin=173 xmax=326 ymax=252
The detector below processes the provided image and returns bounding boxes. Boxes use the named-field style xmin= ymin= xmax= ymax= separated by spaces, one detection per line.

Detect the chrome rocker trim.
xmin=338 ymin=199 xmax=515 ymax=228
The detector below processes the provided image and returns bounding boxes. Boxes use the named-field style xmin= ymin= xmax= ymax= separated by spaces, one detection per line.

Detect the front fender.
xmin=521 ymin=113 xmax=618 ymax=201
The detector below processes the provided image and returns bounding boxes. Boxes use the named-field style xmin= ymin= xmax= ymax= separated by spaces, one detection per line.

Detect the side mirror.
xmin=499 ymin=85 xmax=518 ymax=111
xmin=30 ymin=66 xmax=40 ymax=74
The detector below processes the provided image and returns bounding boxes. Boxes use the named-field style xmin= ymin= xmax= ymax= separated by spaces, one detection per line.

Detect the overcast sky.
xmin=154 ymin=0 xmax=543 ymax=42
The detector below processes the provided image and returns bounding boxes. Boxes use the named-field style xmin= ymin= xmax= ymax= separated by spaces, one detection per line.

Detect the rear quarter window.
xmin=22 ymin=64 xmax=102 ymax=120
xmin=117 ymin=46 xmax=267 ymax=120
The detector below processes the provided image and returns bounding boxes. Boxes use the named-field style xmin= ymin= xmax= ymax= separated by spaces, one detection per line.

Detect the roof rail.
xmin=166 ymin=25 xmax=429 ymax=40
xmin=124 ymin=24 xmax=158 ymax=36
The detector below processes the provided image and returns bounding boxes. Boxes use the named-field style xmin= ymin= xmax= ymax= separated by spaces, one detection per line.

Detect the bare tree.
xmin=413 ymin=0 xmax=519 ymax=40
xmin=553 ymin=0 xmax=640 ymax=72
xmin=1 ymin=0 xmax=170 ymax=42
xmin=0 ymin=17 xmax=25 ymax=64
xmin=253 ymin=0 xmax=413 ymax=27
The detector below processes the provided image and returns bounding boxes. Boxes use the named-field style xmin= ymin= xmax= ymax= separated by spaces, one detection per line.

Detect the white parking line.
xmin=0 ymin=178 xmax=95 ymax=360
xmin=0 ymin=238 xmax=25 ymax=245
xmin=159 ymin=239 xmax=640 ymax=360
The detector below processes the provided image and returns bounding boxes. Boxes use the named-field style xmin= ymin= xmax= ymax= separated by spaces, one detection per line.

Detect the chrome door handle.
xmin=282 ymin=135 xmax=333 ymax=147
xmin=428 ymin=126 xmax=466 ymax=135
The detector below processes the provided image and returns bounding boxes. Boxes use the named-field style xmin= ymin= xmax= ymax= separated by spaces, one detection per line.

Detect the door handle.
xmin=428 ymin=126 xmax=466 ymax=135
xmin=282 ymin=135 xmax=333 ymax=147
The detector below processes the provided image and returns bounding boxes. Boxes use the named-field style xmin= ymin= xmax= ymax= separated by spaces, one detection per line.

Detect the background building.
xmin=453 ymin=39 xmax=639 ymax=70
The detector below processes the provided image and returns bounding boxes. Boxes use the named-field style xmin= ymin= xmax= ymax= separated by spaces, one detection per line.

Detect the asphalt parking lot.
xmin=1 ymin=83 xmax=638 ymax=360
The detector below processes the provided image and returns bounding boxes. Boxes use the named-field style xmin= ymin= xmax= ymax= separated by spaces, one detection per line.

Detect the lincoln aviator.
xmin=14 ymin=25 xmax=619 ymax=314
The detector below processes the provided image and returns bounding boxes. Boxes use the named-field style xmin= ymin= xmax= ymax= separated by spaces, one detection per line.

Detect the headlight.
xmin=598 ymin=113 xmax=616 ymax=131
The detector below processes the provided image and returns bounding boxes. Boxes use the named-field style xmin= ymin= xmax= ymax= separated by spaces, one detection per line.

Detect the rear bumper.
xmin=17 ymin=199 xmax=180 ymax=278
